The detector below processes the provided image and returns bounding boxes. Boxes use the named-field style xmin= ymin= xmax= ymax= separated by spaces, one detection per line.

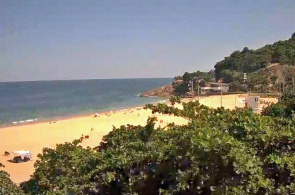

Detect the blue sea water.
xmin=0 ymin=78 xmax=172 ymax=127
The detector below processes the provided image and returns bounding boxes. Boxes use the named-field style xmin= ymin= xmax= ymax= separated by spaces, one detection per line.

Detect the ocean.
xmin=0 ymin=78 xmax=172 ymax=127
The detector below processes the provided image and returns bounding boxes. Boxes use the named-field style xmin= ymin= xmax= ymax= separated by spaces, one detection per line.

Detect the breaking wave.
xmin=12 ymin=118 xmax=38 ymax=125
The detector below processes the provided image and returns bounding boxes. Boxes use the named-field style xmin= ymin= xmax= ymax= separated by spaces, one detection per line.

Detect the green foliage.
xmin=0 ymin=171 xmax=23 ymax=194
xmin=214 ymin=32 xmax=295 ymax=85
xmin=246 ymin=70 xmax=269 ymax=90
xmin=173 ymin=82 xmax=189 ymax=95
xmin=169 ymin=96 xmax=181 ymax=105
xmin=281 ymin=90 xmax=295 ymax=103
xmin=173 ymin=71 xmax=214 ymax=95
xmin=215 ymin=33 xmax=295 ymax=79
xmin=229 ymin=81 xmax=247 ymax=92
xmin=280 ymin=90 xmax=295 ymax=117
xmin=19 ymin=99 xmax=295 ymax=194
xmin=261 ymin=103 xmax=287 ymax=117
xmin=262 ymin=89 xmax=295 ymax=118
xmin=21 ymin=137 xmax=98 ymax=194
xmin=173 ymin=33 xmax=295 ymax=95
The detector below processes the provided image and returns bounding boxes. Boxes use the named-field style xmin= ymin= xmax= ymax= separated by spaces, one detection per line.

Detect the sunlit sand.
xmin=0 ymin=94 xmax=277 ymax=183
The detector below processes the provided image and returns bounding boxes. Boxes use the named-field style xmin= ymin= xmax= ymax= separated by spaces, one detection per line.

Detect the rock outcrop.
xmin=139 ymin=84 xmax=174 ymax=97
xmin=263 ymin=64 xmax=295 ymax=84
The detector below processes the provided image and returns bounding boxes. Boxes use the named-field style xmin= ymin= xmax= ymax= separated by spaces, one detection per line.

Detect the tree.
xmin=214 ymin=32 xmax=295 ymax=82
xmin=219 ymin=69 xmax=234 ymax=83
xmin=0 ymin=171 xmax=23 ymax=194
xmin=229 ymin=81 xmax=247 ymax=92
xmin=242 ymin=47 xmax=250 ymax=54
xmin=182 ymin=72 xmax=191 ymax=83
xmin=169 ymin=96 xmax=181 ymax=106
xmin=21 ymin=137 xmax=98 ymax=194
xmin=262 ymin=89 xmax=295 ymax=118
xmin=21 ymin=99 xmax=295 ymax=194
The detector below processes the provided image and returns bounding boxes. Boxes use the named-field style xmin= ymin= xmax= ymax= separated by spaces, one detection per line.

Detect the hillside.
xmin=214 ymin=32 xmax=295 ymax=83
xmin=171 ymin=32 xmax=295 ymax=95
xmin=258 ymin=64 xmax=295 ymax=90
xmin=229 ymin=63 xmax=295 ymax=93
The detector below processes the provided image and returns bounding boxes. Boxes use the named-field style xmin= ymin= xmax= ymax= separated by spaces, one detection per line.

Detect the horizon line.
xmin=0 ymin=77 xmax=174 ymax=83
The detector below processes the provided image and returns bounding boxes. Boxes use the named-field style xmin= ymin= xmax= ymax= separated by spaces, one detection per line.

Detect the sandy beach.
xmin=0 ymin=94 xmax=277 ymax=184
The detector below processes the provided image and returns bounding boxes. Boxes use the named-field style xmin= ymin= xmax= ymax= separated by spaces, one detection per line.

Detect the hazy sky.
xmin=1 ymin=1 xmax=295 ymax=81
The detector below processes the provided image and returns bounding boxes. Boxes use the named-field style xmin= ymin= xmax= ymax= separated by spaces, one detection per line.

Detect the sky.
xmin=0 ymin=1 xmax=295 ymax=82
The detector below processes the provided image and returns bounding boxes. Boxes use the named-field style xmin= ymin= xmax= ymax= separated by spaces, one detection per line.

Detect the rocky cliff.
xmin=139 ymin=84 xmax=174 ymax=97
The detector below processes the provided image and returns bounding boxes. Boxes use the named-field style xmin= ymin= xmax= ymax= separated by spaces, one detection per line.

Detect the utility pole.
xmin=191 ymin=80 xmax=194 ymax=98
xmin=189 ymin=77 xmax=200 ymax=99
xmin=197 ymin=79 xmax=200 ymax=102
xmin=218 ymin=79 xmax=223 ymax=107
xmin=188 ymin=79 xmax=194 ymax=98
xmin=221 ymin=81 xmax=223 ymax=107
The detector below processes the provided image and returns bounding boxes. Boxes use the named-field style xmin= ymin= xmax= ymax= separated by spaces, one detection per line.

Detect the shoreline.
xmin=0 ymin=94 xmax=277 ymax=184
xmin=0 ymin=98 xmax=168 ymax=129
xmin=0 ymin=98 xmax=183 ymax=184
xmin=0 ymin=93 xmax=254 ymax=129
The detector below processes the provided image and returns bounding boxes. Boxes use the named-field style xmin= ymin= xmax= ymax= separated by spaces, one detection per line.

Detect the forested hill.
xmin=214 ymin=32 xmax=295 ymax=83
xmin=172 ymin=32 xmax=295 ymax=95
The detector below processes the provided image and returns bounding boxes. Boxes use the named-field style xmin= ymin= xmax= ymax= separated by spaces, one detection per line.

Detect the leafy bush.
xmin=169 ymin=96 xmax=181 ymax=105
xmin=262 ymin=89 xmax=295 ymax=118
xmin=0 ymin=171 xmax=23 ymax=194
xmin=229 ymin=81 xmax=247 ymax=92
xmin=20 ymin=101 xmax=295 ymax=194
xmin=173 ymin=71 xmax=214 ymax=95
xmin=173 ymin=82 xmax=189 ymax=95
xmin=21 ymin=137 xmax=97 ymax=194
xmin=261 ymin=103 xmax=286 ymax=117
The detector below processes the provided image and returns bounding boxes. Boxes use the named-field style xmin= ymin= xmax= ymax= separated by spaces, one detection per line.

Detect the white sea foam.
xmin=2 ymin=78 xmax=172 ymax=126
xmin=12 ymin=118 xmax=38 ymax=125
xmin=159 ymin=100 xmax=166 ymax=103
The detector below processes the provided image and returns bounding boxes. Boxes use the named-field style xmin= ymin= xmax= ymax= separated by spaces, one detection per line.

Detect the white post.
xmin=192 ymin=79 xmax=194 ymax=98
xmin=220 ymin=82 xmax=223 ymax=107
xmin=197 ymin=79 xmax=200 ymax=102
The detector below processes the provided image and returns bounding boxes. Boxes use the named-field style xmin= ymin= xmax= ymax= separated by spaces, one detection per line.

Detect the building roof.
xmin=209 ymin=82 xmax=230 ymax=86
xmin=14 ymin=150 xmax=31 ymax=155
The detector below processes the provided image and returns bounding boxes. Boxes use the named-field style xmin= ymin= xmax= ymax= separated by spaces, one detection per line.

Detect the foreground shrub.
xmin=21 ymin=102 xmax=295 ymax=194
xmin=0 ymin=171 xmax=23 ymax=194
xmin=261 ymin=103 xmax=287 ymax=117
xmin=262 ymin=90 xmax=295 ymax=118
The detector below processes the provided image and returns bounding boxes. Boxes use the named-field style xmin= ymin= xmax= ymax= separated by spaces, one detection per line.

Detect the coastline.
xmin=0 ymin=78 xmax=173 ymax=129
xmin=0 ymin=97 xmax=168 ymax=129
xmin=0 ymin=98 xmax=176 ymax=184
xmin=0 ymin=94 xmax=277 ymax=184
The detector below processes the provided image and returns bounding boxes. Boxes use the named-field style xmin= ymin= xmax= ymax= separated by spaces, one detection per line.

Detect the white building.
xmin=200 ymin=83 xmax=229 ymax=95
xmin=245 ymin=95 xmax=260 ymax=113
